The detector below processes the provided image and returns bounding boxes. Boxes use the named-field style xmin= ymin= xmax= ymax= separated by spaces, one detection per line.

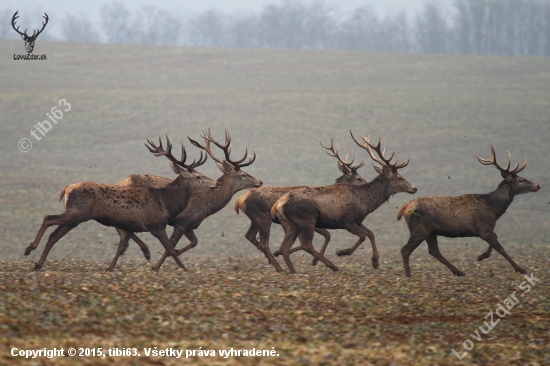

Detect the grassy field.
xmin=1 ymin=40 xmax=549 ymax=364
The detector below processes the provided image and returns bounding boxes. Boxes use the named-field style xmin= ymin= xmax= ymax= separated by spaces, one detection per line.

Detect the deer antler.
xmin=350 ymin=130 xmax=409 ymax=170
xmin=191 ymin=127 xmax=256 ymax=170
xmin=11 ymin=11 xmax=48 ymax=40
xmin=477 ymin=145 xmax=527 ymax=175
xmin=320 ymin=138 xmax=365 ymax=172
xmin=145 ymin=135 xmax=207 ymax=172
xmin=11 ymin=11 xmax=26 ymax=38
xmin=32 ymin=13 xmax=49 ymax=40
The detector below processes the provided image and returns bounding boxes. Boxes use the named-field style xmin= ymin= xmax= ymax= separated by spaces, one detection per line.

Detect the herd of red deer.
xmin=26 ymin=128 xmax=540 ymax=276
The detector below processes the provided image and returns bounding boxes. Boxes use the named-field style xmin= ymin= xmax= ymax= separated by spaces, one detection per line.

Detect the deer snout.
xmin=210 ymin=181 xmax=221 ymax=190
xmin=409 ymin=186 xmax=417 ymax=194
xmin=256 ymin=180 xmax=263 ymax=187
xmin=533 ymin=184 xmax=540 ymax=192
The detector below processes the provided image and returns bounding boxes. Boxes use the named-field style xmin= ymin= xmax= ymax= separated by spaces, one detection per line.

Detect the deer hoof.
xmin=331 ymin=266 xmax=340 ymax=272
xmin=143 ymin=251 xmax=151 ymax=261
xmin=311 ymin=259 xmax=318 ymax=266
xmin=24 ymin=247 xmax=33 ymax=256
xmin=372 ymin=258 xmax=379 ymax=269
xmin=273 ymin=249 xmax=282 ymax=257
xmin=516 ymin=267 xmax=527 ymax=274
xmin=455 ymin=271 xmax=466 ymax=276
xmin=336 ymin=249 xmax=350 ymax=257
xmin=33 ymin=263 xmax=42 ymax=271
xmin=477 ymin=253 xmax=489 ymax=261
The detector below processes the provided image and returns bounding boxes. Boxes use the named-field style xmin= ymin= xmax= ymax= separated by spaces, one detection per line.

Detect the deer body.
xmin=271 ymin=132 xmax=416 ymax=273
xmin=398 ymin=146 xmax=540 ymax=277
xmin=25 ymin=137 xmax=219 ymax=271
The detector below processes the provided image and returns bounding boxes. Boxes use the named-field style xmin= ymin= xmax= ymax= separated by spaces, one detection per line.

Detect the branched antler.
xmin=350 ymin=130 xmax=409 ymax=170
xmin=145 ymin=135 xmax=207 ymax=171
xmin=11 ymin=11 xmax=48 ymax=40
xmin=320 ymin=138 xmax=365 ymax=172
xmin=189 ymin=127 xmax=256 ymax=170
xmin=477 ymin=145 xmax=527 ymax=175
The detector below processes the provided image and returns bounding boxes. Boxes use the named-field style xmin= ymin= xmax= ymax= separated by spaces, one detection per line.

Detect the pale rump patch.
xmin=234 ymin=192 xmax=248 ymax=215
xmin=271 ymin=194 xmax=291 ymax=220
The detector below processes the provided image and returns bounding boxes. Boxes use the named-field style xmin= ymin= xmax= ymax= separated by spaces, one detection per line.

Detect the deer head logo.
xmin=12 ymin=11 xmax=49 ymax=54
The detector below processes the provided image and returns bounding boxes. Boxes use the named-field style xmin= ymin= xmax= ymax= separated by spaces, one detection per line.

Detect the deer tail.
xmin=397 ymin=203 xmax=409 ymax=221
xmin=234 ymin=193 xmax=248 ymax=215
xmin=59 ymin=185 xmax=69 ymax=202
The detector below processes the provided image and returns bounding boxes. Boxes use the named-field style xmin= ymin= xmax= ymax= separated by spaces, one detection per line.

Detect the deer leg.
xmin=480 ymin=232 xmax=526 ymax=274
xmin=297 ymin=230 xmax=339 ymax=272
xmin=244 ymin=223 xmax=261 ymax=249
xmin=278 ymin=226 xmax=300 ymax=274
xmin=106 ymin=230 xmax=132 ymax=271
xmin=150 ymin=229 xmax=187 ymax=271
xmin=130 ymin=233 xmax=151 ymax=260
xmin=426 ymin=235 xmax=465 ymax=276
xmin=245 ymin=221 xmax=272 ymax=264
xmin=336 ymin=224 xmax=366 ymax=258
xmin=310 ymin=228 xmax=330 ymax=266
xmin=401 ymin=236 xmax=425 ymax=277
xmin=114 ymin=228 xmax=150 ymax=260
xmin=477 ymin=246 xmax=493 ymax=261
xmin=33 ymin=224 xmax=77 ymax=271
xmin=257 ymin=222 xmax=284 ymax=272
xmin=151 ymin=227 xmax=187 ymax=271
xmin=26 ymin=214 xmax=68 ymax=255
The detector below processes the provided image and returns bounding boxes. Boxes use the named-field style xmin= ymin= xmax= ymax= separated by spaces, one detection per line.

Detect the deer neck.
xmin=156 ymin=175 xmax=194 ymax=217
xmin=485 ymin=180 xmax=515 ymax=218
xmin=358 ymin=175 xmax=392 ymax=212
xmin=182 ymin=173 xmax=236 ymax=217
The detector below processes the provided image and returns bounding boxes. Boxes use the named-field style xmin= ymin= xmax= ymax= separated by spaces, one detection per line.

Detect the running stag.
xmin=25 ymin=137 xmax=219 ymax=271
xmin=235 ymin=139 xmax=367 ymax=272
xmin=271 ymin=132 xmax=416 ymax=273
xmin=397 ymin=146 xmax=540 ymax=277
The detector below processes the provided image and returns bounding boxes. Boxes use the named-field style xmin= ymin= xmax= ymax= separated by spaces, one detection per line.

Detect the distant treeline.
xmin=2 ymin=0 xmax=550 ymax=56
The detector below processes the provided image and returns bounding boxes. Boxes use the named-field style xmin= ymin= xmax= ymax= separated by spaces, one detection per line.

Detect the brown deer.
xmin=236 ymin=139 xmax=367 ymax=273
xmin=271 ymin=132 xmax=417 ymax=273
xmin=397 ymin=146 xmax=540 ymax=277
xmin=25 ymin=136 xmax=220 ymax=271
xmin=111 ymin=127 xmax=263 ymax=271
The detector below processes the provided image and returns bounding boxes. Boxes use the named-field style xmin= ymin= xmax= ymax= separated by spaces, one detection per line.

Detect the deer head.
xmin=320 ymin=138 xmax=367 ymax=185
xmin=189 ymin=127 xmax=263 ymax=191
xmin=351 ymin=130 xmax=417 ymax=195
xmin=477 ymin=145 xmax=540 ymax=195
xmin=12 ymin=11 xmax=49 ymax=54
xmin=145 ymin=135 xmax=219 ymax=192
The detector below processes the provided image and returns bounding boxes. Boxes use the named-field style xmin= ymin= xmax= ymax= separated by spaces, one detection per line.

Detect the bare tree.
xmin=415 ymin=2 xmax=451 ymax=53
xmin=62 ymin=13 xmax=101 ymax=43
xmin=100 ymin=2 xmax=132 ymax=44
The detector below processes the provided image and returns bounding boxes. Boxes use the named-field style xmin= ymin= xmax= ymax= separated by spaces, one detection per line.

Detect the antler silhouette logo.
xmin=12 ymin=11 xmax=49 ymax=54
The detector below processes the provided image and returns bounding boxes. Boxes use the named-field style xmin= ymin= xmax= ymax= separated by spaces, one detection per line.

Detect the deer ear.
xmin=338 ymin=161 xmax=351 ymax=175
xmin=372 ymin=163 xmax=384 ymax=175
xmin=215 ymin=160 xmax=235 ymax=173
xmin=170 ymin=162 xmax=185 ymax=175
xmin=501 ymin=170 xmax=513 ymax=181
